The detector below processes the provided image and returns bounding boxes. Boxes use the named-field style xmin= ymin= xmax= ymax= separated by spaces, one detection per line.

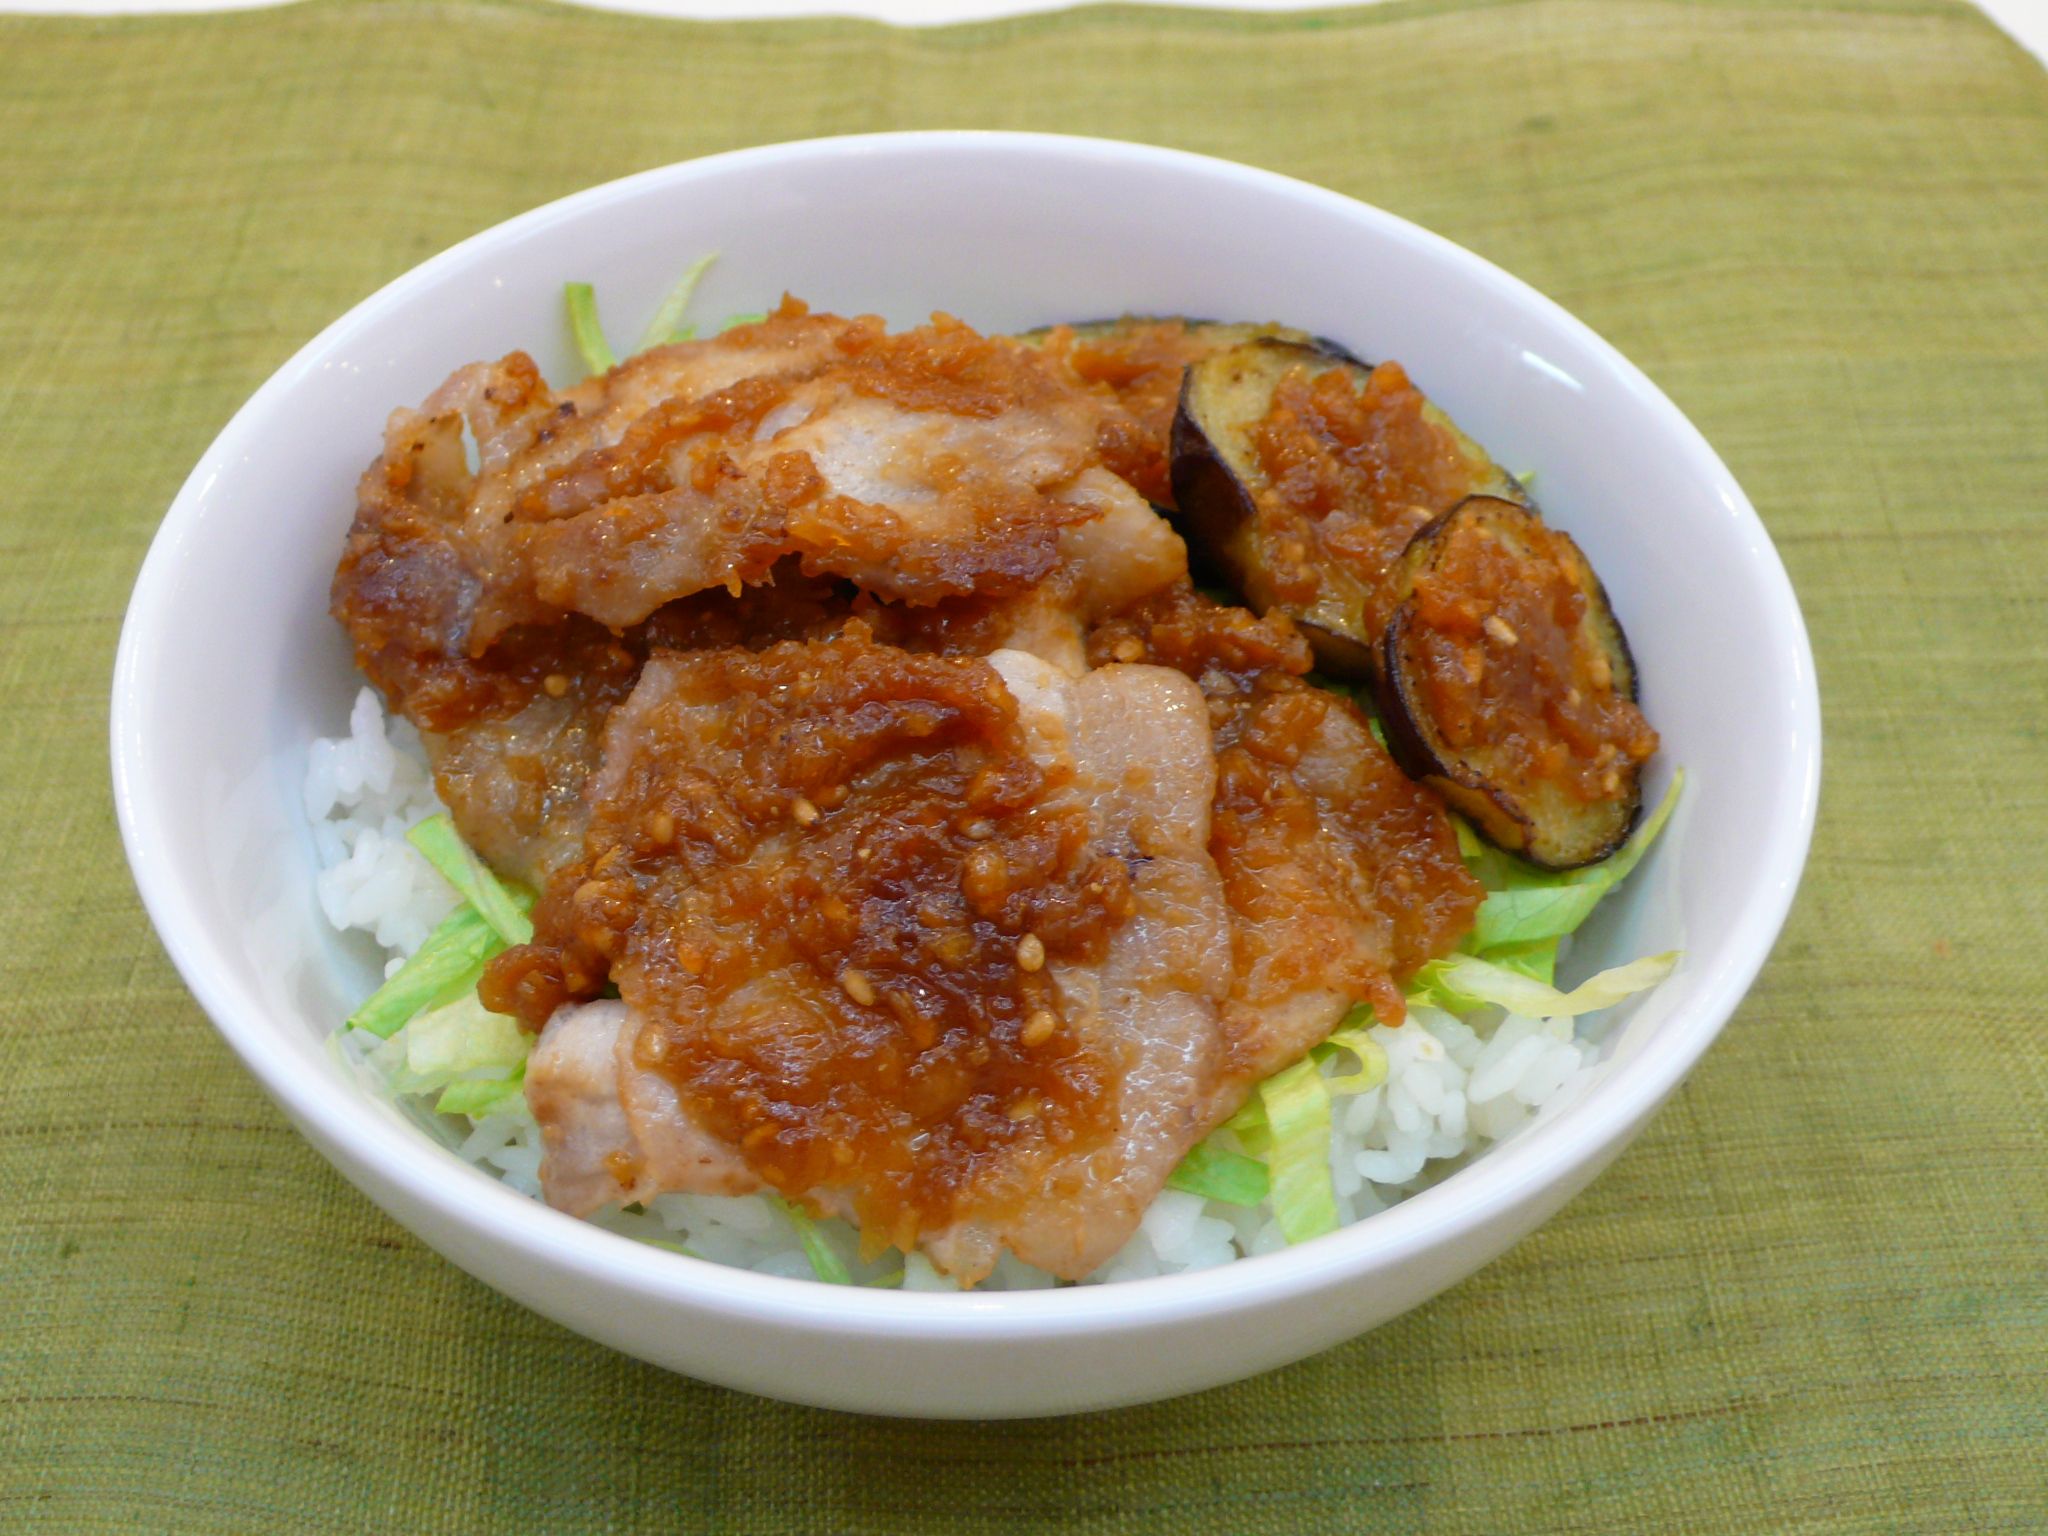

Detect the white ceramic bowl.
xmin=111 ymin=132 xmax=1819 ymax=1419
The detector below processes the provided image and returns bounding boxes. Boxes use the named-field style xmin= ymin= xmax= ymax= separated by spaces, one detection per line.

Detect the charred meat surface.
xmin=1171 ymin=339 xmax=1521 ymax=676
xmin=1088 ymin=585 xmax=1482 ymax=1069
xmin=1377 ymin=496 xmax=1657 ymax=869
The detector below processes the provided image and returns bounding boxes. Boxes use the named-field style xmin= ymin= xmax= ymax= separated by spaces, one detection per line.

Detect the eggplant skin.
xmin=1168 ymin=339 xmax=1523 ymax=681
xmin=1374 ymin=496 xmax=1649 ymax=870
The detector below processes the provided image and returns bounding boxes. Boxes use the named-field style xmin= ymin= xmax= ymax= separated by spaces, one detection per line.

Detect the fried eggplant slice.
xmin=1375 ymin=496 xmax=1658 ymax=869
xmin=1170 ymin=338 xmax=1522 ymax=676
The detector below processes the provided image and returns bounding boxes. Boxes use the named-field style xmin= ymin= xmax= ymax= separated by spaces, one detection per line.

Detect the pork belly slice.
xmin=513 ymin=629 xmax=1233 ymax=1283
xmin=931 ymin=651 xmax=1233 ymax=1280
xmin=333 ymin=302 xmax=1125 ymax=669
xmin=861 ymin=467 xmax=1190 ymax=678
xmin=1088 ymin=584 xmax=1483 ymax=1076
xmin=525 ymin=999 xmax=761 ymax=1212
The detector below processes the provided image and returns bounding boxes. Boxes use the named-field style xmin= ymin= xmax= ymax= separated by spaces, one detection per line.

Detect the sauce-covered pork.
xmin=332 ymin=303 xmax=1488 ymax=1283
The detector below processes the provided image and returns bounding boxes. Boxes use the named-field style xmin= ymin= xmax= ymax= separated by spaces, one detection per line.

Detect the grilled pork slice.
xmin=1088 ymin=585 xmax=1482 ymax=1056
xmin=333 ymin=302 xmax=1193 ymax=890
xmin=333 ymin=301 xmax=1124 ymax=665
xmin=514 ymin=629 xmax=1234 ymax=1284
xmin=523 ymin=999 xmax=761 ymax=1214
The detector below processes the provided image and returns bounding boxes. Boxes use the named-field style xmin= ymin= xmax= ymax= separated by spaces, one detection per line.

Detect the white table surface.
xmin=7 ymin=0 xmax=2042 ymax=66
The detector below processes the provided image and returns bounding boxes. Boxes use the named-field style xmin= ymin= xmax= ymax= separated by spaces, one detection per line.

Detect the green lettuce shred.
xmin=1311 ymin=1012 xmax=1389 ymax=1094
xmin=435 ymin=1072 xmax=528 ymax=1119
xmin=1411 ymin=950 xmax=1677 ymax=1019
xmin=1474 ymin=935 xmax=1562 ymax=987
xmin=1462 ymin=770 xmax=1684 ymax=952
xmin=766 ymin=1195 xmax=852 ymax=1285
xmin=404 ymin=814 xmax=536 ymax=946
xmin=403 ymin=993 xmax=528 ymax=1080
xmin=564 ymin=282 xmax=617 ymax=376
xmin=1165 ymin=1134 xmax=1272 ymax=1206
xmin=345 ymin=906 xmax=506 ymax=1039
xmin=638 ymin=253 xmax=717 ymax=351
xmin=1258 ymin=1055 xmax=1339 ymax=1244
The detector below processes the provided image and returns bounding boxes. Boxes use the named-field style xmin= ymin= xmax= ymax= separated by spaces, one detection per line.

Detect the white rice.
xmin=313 ymin=688 xmax=1606 ymax=1290
xmin=305 ymin=688 xmax=461 ymax=969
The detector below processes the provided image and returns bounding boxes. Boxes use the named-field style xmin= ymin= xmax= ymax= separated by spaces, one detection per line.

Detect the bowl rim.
xmin=110 ymin=129 xmax=1822 ymax=1341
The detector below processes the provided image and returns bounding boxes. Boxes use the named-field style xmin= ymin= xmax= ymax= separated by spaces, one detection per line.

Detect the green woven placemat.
xmin=3 ymin=0 xmax=2045 ymax=1528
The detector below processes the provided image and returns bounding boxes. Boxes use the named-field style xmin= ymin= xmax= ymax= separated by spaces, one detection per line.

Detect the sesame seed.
xmin=791 ymin=796 xmax=819 ymax=826
xmin=1483 ymin=614 xmax=1519 ymax=646
xmin=1021 ymin=1010 xmax=1057 ymax=1047
xmin=839 ymin=968 xmax=877 ymax=1006
xmin=1112 ymin=637 xmax=1144 ymax=663
xmin=543 ymin=673 xmax=570 ymax=698
xmin=1015 ymin=933 xmax=1045 ymax=972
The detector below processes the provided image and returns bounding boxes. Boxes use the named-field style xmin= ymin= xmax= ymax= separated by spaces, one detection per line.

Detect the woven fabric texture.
xmin=3 ymin=0 xmax=2045 ymax=1528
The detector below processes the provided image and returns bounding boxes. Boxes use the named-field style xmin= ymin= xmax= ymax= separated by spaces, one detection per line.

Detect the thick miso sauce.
xmin=1087 ymin=585 xmax=1481 ymax=1067
xmin=1405 ymin=515 xmax=1658 ymax=807
xmin=487 ymin=630 xmax=1130 ymax=1250
xmin=1252 ymin=361 xmax=1501 ymax=639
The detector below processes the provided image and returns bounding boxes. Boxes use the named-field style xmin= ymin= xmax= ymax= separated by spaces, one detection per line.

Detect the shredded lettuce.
xmin=345 ymin=905 xmax=507 ymax=1039
xmin=564 ymin=281 xmax=617 ymax=376
xmin=365 ymin=991 xmax=531 ymax=1108
xmin=1165 ymin=1134 xmax=1271 ymax=1206
xmin=1470 ymin=884 xmax=1608 ymax=951
xmin=1258 ymin=1055 xmax=1339 ymax=1244
xmin=1312 ymin=1007 xmax=1389 ymax=1093
xmin=403 ymin=993 xmax=528 ymax=1080
xmin=1411 ymin=950 xmax=1677 ymax=1019
xmin=767 ymin=1194 xmax=852 ymax=1284
xmin=638 ymin=253 xmax=717 ymax=351
xmin=720 ymin=311 xmax=768 ymax=331
xmin=435 ymin=1072 xmax=528 ymax=1119
xmin=1463 ymin=770 xmax=1683 ymax=951
xmin=404 ymin=814 xmax=536 ymax=946
xmin=1474 ymin=935 xmax=1562 ymax=987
